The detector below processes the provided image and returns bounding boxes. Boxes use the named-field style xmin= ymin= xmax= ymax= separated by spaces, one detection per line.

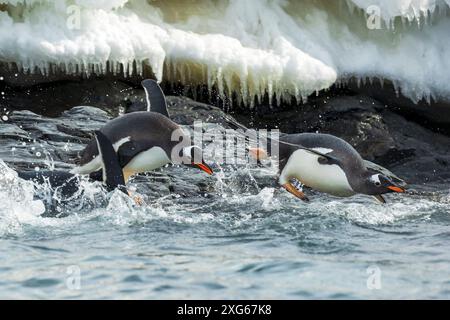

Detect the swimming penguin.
xmin=71 ymin=79 xmax=213 ymax=182
xmin=265 ymin=133 xmax=406 ymax=203
xmin=223 ymin=117 xmax=406 ymax=203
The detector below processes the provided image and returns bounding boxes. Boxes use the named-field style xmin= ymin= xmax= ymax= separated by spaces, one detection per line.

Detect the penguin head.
xmin=360 ymin=173 xmax=406 ymax=195
xmin=181 ymin=145 xmax=213 ymax=175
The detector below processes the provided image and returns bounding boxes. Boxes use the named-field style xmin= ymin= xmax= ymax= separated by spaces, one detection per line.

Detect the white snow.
xmin=0 ymin=0 xmax=449 ymax=106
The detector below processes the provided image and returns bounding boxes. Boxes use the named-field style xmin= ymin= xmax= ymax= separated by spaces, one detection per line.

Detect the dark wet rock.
xmin=2 ymin=78 xmax=450 ymax=187
xmin=0 ymin=122 xmax=29 ymax=139
xmin=345 ymin=78 xmax=450 ymax=130
xmin=0 ymin=77 xmax=141 ymax=117
xmin=166 ymin=96 xmax=235 ymax=127
xmin=1 ymin=106 xmax=111 ymax=171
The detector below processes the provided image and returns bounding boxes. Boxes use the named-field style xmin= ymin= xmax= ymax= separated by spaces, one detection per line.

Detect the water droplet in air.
xmin=36 ymin=152 xmax=42 ymax=157
xmin=1 ymin=115 xmax=8 ymax=121
xmin=34 ymin=167 xmax=40 ymax=172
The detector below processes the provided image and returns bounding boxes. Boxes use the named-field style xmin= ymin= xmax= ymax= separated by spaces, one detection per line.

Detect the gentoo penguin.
xmin=16 ymin=131 xmax=127 ymax=214
xmin=223 ymin=117 xmax=405 ymax=203
xmin=270 ymin=133 xmax=406 ymax=203
xmin=71 ymin=79 xmax=213 ymax=182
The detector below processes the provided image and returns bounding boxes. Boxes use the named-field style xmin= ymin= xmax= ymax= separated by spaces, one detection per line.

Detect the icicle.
xmin=267 ymin=81 xmax=273 ymax=107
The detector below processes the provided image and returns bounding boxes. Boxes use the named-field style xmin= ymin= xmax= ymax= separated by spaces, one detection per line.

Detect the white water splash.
xmin=0 ymin=160 xmax=45 ymax=236
xmin=1 ymin=0 xmax=449 ymax=105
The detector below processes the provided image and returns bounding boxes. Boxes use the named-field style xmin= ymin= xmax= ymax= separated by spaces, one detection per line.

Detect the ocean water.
xmin=1 ymin=158 xmax=450 ymax=299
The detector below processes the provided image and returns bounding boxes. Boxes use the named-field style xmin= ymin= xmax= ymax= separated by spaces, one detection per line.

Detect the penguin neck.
xmin=347 ymin=170 xmax=370 ymax=194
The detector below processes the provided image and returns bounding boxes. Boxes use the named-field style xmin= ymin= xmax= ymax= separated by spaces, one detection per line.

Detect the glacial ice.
xmin=0 ymin=0 xmax=449 ymax=106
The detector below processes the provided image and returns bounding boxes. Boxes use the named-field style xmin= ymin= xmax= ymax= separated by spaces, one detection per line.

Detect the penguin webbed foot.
xmin=282 ymin=180 xmax=310 ymax=203
xmin=133 ymin=195 xmax=145 ymax=206
xmin=127 ymin=190 xmax=144 ymax=206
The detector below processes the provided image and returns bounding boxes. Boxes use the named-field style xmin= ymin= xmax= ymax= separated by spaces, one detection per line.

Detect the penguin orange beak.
xmin=387 ymin=185 xmax=405 ymax=193
xmin=194 ymin=162 xmax=213 ymax=175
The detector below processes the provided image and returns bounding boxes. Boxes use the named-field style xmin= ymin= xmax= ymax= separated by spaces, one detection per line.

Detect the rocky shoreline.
xmin=1 ymin=78 xmax=450 ymax=188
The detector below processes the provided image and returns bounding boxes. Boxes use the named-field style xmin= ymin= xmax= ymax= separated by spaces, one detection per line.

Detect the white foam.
xmin=0 ymin=161 xmax=46 ymax=236
xmin=0 ymin=0 xmax=449 ymax=105
xmin=316 ymin=198 xmax=433 ymax=224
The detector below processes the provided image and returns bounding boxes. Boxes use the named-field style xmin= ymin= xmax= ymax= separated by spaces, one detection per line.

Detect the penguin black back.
xmin=79 ymin=112 xmax=180 ymax=169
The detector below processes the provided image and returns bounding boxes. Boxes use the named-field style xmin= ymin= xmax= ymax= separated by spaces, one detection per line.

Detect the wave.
xmin=2 ymin=157 xmax=450 ymax=239
xmin=1 ymin=0 xmax=449 ymax=106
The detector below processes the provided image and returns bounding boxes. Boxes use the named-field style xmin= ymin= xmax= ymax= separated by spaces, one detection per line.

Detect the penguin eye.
xmin=370 ymin=174 xmax=382 ymax=186
xmin=318 ymin=156 xmax=328 ymax=164
xmin=182 ymin=146 xmax=194 ymax=158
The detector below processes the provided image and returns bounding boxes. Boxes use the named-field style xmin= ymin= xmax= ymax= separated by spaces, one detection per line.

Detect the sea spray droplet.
xmin=36 ymin=152 xmax=41 ymax=157
xmin=1 ymin=115 xmax=8 ymax=122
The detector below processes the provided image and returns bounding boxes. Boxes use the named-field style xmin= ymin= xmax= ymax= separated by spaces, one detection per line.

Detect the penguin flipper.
xmin=373 ymin=195 xmax=386 ymax=204
xmin=94 ymin=131 xmax=127 ymax=194
xmin=141 ymin=79 xmax=169 ymax=118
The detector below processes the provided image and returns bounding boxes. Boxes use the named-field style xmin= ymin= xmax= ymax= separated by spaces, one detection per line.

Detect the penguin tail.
xmin=94 ymin=131 xmax=127 ymax=194
xmin=141 ymin=79 xmax=170 ymax=118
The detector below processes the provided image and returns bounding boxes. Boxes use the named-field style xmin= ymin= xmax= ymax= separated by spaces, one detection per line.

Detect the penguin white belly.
xmin=123 ymin=146 xmax=171 ymax=178
xmin=281 ymin=149 xmax=355 ymax=197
